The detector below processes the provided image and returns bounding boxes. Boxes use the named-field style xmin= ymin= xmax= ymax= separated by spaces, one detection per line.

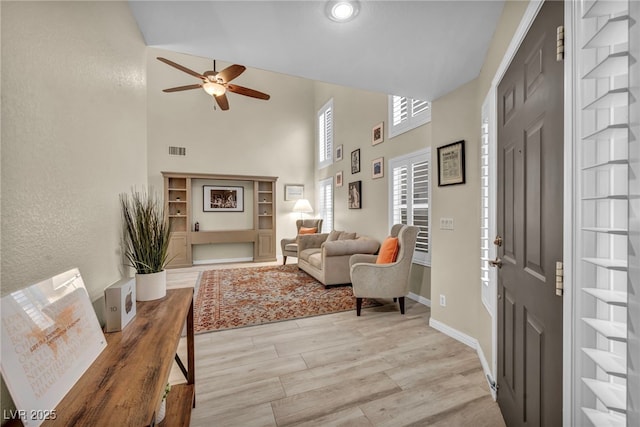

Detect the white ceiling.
xmin=129 ymin=0 xmax=505 ymax=101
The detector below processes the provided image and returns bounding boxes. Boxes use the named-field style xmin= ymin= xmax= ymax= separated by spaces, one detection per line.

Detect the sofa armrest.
xmin=349 ymin=253 xmax=378 ymax=267
xmin=297 ymin=233 xmax=328 ymax=252
xmin=323 ymin=238 xmax=380 ymax=257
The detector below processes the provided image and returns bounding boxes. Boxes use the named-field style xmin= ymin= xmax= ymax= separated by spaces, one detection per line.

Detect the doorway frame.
xmin=481 ymin=1 xmax=575 ymax=424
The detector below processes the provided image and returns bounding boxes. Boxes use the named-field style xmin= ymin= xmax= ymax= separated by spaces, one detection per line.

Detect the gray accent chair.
xmin=280 ymin=218 xmax=323 ymax=265
xmin=349 ymin=224 xmax=420 ymax=316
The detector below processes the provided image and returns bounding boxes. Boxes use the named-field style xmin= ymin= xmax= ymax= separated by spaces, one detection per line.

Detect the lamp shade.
xmin=292 ymin=199 xmax=313 ymax=213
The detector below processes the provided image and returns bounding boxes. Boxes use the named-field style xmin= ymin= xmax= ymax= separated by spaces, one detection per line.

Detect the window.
xmin=317 ymin=99 xmax=333 ymax=169
xmin=388 ymin=148 xmax=431 ymax=266
xmin=317 ymin=177 xmax=333 ymax=233
xmin=480 ymin=95 xmax=496 ymax=317
xmin=388 ymin=95 xmax=431 ymax=139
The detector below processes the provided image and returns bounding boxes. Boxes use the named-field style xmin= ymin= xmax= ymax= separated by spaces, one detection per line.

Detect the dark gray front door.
xmin=496 ymin=1 xmax=564 ymax=425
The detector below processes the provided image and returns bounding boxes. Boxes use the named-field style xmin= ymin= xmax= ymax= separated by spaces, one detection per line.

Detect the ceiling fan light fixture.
xmin=202 ymin=81 xmax=225 ymax=96
xmin=327 ymin=1 xmax=359 ymax=22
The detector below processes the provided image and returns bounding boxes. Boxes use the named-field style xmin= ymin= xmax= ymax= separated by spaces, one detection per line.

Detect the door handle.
xmin=490 ymin=235 xmax=503 ymax=268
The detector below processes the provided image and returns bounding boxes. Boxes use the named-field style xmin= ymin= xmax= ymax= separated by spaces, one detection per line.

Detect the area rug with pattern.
xmin=194 ymin=264 xmax=379 ymax=333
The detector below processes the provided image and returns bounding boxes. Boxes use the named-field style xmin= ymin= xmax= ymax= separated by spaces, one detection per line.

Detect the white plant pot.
xmin=135 ymin=270 xmax=166 ymax=301
xmin=157 ymin=398 xmax=166 ymax=423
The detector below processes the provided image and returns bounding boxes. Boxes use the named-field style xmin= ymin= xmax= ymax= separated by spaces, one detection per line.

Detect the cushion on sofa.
xmin=326 ymin=230 xmax=343 ymax=242
xmin=338 ymin=232 xmax=357 ymax=240
xmin=299 ymin=227 xmax=317 ymax=235
xmin=299 ymin=247 xmax=321 ymax=263
xmin=376 ymin=237 xmax=399 ymax=264
xmin=308 ymin=252 xmax=323 ymax=269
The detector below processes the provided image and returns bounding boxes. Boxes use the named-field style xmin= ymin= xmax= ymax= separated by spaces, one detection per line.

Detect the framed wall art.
xmin=372 ymin=122 xmax=384 ymax=145
xmin=437 ymin=140 xmax=466 ymax=186
xmin=372 ymin=157 xmax=384 ymax=179
xmin=336 ymin=171 xmax=343 ymax=187
xmin=336 ymin=144 xmax=343 ymax=161
xmin=203 ymin=185 xmax=244 ymax=211
xmin=348 ymin=181 xmax=362 ymax=209
xmin=351 ymin=149 xmax=361 ymax=174
xmin=284 ymin=184 xmax=304 ymax=201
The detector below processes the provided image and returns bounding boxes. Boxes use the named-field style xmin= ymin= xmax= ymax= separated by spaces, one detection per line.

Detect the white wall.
xmin=1 ymin=0 xmax=147 ymax=417
xmin=146 ymin=48 xmax=316 ymax=259
xmin=429 ymin=0 xmax=529 ymax=369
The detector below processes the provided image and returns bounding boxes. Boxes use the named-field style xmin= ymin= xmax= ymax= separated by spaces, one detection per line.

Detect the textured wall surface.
xmin=1 ymin=0 xmax=147 ymax=301
xmin=1 ymin=0 xmax=148 ymax=415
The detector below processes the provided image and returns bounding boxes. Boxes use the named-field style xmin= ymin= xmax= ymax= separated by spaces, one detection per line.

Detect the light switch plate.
xmin=440 ymin=217 xmax=454 ymax=230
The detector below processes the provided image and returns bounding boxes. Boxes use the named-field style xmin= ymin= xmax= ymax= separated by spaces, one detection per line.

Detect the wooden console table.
xmin=37 ymin=288 xmax=195 ymax=426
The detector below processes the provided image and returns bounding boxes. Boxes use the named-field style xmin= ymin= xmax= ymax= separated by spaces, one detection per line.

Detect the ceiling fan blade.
xmin=162 ymin=84 xmax=203 ymax=93
xmin=217 ymin=64 xmax=246 ymax=83
xmin=157 ymin=57 xmax=206 ymax=80
xmin=215 ymin=93 xmax=230 ymax=110
xmin=227 ymin=84 xmax=270 ymax=100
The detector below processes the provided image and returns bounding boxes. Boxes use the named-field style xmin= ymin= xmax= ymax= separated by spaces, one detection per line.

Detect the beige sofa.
xmin=297 ymin=231 xmax=380 ymax=287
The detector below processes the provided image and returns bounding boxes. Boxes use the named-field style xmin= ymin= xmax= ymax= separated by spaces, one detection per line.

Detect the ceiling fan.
xmin=157 ymin=57 xmax=270 ymax=111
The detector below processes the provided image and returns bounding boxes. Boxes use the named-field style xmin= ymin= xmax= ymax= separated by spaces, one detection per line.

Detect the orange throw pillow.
xmin=376 ymin=237 xmax=399 ymax=264
xmin=298 ymin=227 xmax=317 ymax=235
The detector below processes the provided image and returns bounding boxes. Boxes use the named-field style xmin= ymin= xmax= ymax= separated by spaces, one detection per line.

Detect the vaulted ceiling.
xmin=129 ymin=0 xmax=505 ymax=101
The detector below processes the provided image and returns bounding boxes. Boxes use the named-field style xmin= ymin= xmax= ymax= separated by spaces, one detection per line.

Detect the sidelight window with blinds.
xmin=388 ymin=149 xmax=431 ymax=266
xmin=572 ymin=0 xmax=634 ymax=425
xmin=317 ymin=177 xmax=333 ymax=233
xmin=388 ymin=95 xmax=431 ymax=139
xmin=318 ymin=99 xmax=333 ymax=169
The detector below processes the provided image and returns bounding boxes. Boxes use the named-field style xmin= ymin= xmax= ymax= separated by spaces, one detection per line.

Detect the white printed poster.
xmin=1 ymin=268 xmax=107 ymax=426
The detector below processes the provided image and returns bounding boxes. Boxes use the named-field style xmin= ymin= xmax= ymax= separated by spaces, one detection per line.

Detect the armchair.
xmin=349 ymin=224 xmax=420 ymax=316
xmin=280 ymin=218 xmax=323 ymax=265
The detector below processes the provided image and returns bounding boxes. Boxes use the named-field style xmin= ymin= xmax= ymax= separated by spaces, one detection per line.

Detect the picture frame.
xmin=372 ymin=157 xmax=384 ymax=179
xmin=336 ymin=144 xmax=343 ymax=161
xmin=203 ymin=185 xmax=244 ymax=212
xmin=372 ymin=122 xmax=384 ymax=145
xmin=351 ymin=149 xmax=361 ymax=174
xmin=348 ymin=181 xmax=362 ymax=209
xmin=336 ymin=171 xmax=343 ymax=187
xmin=284 ymin=184 xmax=304 ymax=201
xmin=437 ymin=140 xmax=466 ymax=186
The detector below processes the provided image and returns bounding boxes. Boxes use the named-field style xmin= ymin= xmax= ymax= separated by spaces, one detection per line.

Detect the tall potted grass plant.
xmin=120 ymin=188 xmax=171 ymax=301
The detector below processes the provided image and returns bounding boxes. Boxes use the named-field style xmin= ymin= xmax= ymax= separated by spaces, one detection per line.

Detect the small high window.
xmin=388 ymin=95 xmax=431 ymax=139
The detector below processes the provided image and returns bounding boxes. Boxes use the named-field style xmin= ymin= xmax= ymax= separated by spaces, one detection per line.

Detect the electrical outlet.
xmin=439 ymin=294 xmax=446 ymax=307
xmin=440 ymin=217 xmax=454 ymax=230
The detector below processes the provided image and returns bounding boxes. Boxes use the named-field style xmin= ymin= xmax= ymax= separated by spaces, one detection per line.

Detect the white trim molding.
xmin=429 ymin=318 xmax=496 ymax=400
xmin=407 ymin=292 xmax=431 ymax=307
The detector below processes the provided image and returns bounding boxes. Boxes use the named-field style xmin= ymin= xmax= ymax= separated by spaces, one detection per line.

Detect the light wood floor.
xmin=167 ymin=263 xmax=506 ymax=427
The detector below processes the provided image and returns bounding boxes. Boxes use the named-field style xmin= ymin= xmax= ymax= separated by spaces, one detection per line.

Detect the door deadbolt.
xmin=494 ymin=235 xmax=503 ymax=247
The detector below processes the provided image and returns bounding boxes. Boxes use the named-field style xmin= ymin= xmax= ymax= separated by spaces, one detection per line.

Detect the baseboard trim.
xmin=407 ymin=292 xmax=431 ymax=307
xmin=429 ymin=318 xmax=496 ymax=399
xmin=192 ymin=257 xmax=254 ymax=265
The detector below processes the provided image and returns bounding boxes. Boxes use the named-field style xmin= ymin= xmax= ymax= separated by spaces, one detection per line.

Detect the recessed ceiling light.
xmin=327 ymin=1 xmax=360 ymax=23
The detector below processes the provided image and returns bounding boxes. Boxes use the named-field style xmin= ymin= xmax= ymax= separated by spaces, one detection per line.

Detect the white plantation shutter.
xmin=318 ymin=177 xmax=333 ymax=233
xmin=411 ymin=99 xmax=430 ymax=117
xmin=388 ymin=95 xmax=431 ymax=138
xmin=572 ymin=0 xmax=635 ymax=424
xmin=389 ymin=149 xmax=431 ymax=266
xmin=392 ymin=96 xmax=408 ymax=126
xmin=318 ymin=99 xmax=333 ymax=169
xmin=479 ymin=101 xmax=496 ymax=317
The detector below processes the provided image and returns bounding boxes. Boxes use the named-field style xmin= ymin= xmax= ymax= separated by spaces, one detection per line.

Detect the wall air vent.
xmin=168 ymin=146 xmax=186 ymax=156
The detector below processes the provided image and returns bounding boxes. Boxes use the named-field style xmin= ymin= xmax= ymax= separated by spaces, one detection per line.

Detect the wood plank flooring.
xmin=167 ymin=263 xmax=505 ymax=426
